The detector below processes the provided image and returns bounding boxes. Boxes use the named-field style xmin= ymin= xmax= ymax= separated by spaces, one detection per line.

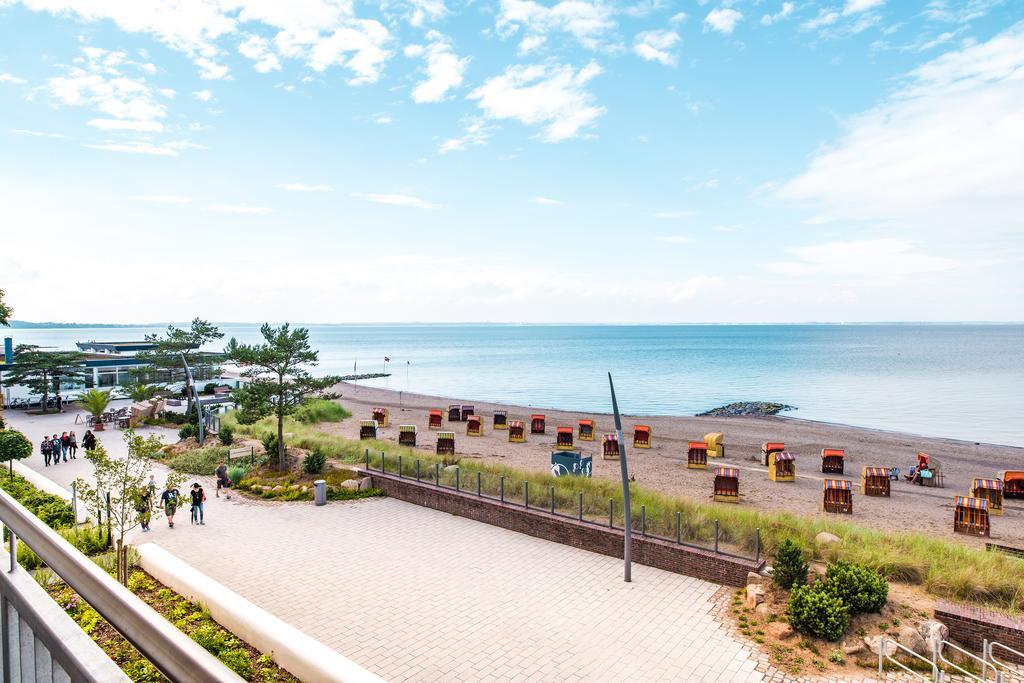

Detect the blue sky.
xmin=1 ymin=0 xmax=1022 ymax=323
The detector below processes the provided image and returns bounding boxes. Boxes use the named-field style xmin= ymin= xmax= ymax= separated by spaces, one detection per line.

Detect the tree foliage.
xmin=2 ymin=345 xmax=88 ymax=412
xmin=78 ymin=389 xmax=112 ymax=419
xmin=773 ymin=538 xmax=809 ymax=589
xmin=0 ymin=430 xmax=33 ymax=478
xmin=225 ymin=323 xmax=340 ymax=469
xmin=133 ymin=318 xmax=224 ymax=385
xmin=0 ymin=288 xmax=11 ymax=326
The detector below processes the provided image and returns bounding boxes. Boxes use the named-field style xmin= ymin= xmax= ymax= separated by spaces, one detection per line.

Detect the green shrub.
xmin=260 ymin=432 xmax=278 ymax=456
xmin=217 ymin=425 xmax=234 ymax=446
xmin=190 ymin=623 xmax=229 ymax=654
xmin=162 ymin=411 xmax=188 ymax=425
xmin=828 ymin=649 xmax=845 ymax=664
xmin=218 ymin=648 xmax=254 ymax=679
xmin=293 ymin=398 xmax=350 ymax=424
xmin=78 ymin=607 xmax=101 ymax=635
xmin=167 ymin=446 xmax=230 ymax=475
xmin=819 ymin=560 xmax=888 ymax=614
xmin=227 ymin=466 xmax=247 ymax=486
xmin=203 ymin=383 xmax=218 ymax=394
xmin=60 ymin=525 xmax=109 ymax=556
xmin=303 ymin=449 xmax=327 ymax=474
xmin=788 ymin=585 xmax=850 ymax=641
xmin=773 ymin=539 xmax=809 ymax=589
xmin=178 ymin=423 xmax=197 ymax=440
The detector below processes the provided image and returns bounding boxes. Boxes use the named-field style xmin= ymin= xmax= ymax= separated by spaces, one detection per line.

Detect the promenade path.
xmin=7 ymin=407 xmax=782 ymax=682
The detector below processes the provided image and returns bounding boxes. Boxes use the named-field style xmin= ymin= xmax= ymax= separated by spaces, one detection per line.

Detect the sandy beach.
xmin=327 ymin=381 xmax=1024 ymax=548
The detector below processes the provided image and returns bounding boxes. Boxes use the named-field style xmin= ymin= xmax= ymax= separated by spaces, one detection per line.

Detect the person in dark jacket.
xmin=82 ymin=430 xmax=96 ymax=452
xmin=190 ymin=483 xmax=206 ymax=525
xmin=68 ymin=431 xmax=78 ymax=459
xmin=40 ymin=437 xmax=52 ymax=467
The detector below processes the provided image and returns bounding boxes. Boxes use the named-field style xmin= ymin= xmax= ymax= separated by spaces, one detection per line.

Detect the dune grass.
xmin=292 ymin=399 xmax=350 ymax=424
xmin=224 ymin=412 xmax=1024 ymax=612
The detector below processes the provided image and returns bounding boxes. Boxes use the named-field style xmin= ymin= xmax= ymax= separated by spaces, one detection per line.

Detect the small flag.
xmin=384 ymin=356 xmax=390 ymax=362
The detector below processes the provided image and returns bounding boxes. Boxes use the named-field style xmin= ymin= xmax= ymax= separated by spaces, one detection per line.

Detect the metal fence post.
xmin=435 ymin=463 xmax=440 ymax=486
xmin=380 ymin=451 xmax=385 ymax=473
xmin=550 ymin=486 xmax=555 ymax=515
xmin=8 ymin=529 xmax=15 ymax=572
xmin=364 ymin=449 xmax=369 ymax=468
xmin=524 ymin=481 xmax=529 ymax=508
xmin=105 ymin=492 xmax=112 ymax=548
xmin=609 ymin=498 xmax=614 ymax=528
xmin=714 ymin=520 xmax=720 ymax=553
xmin=477 ymin=472 xmax=481 ymax=496
xmin=640 ymin=505 xmax=646 ymax=536
xmin=456 ymin=467 xmax=460 ymax=492
xmin=676 ymin=511 xmax=681 ymax=544
xmin=416 ymin=460 xmax=421 ymax=482
xmin=877 ymin=638 xmax=884 ymax=678
xmin=755 ymin=528 xmax=761 ymax=563
xmin=578 ymin=492 xmax=583 ymax=521
xmin=500 ymin=477 xmax=505 ymax=503
xmin=398 ymin=455 xmax=402 ymax=478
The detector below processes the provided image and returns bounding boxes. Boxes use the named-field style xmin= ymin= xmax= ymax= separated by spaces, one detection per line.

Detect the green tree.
xmin=73 ymin=430 xmax=166 ymax=584
xmin=133 ymin=318 xmax=224 ymax=388
xmin=0 ymin=430 xmax=32 ymax=479
xmin=78 ymin=389 xmax=112 ymax=426
xmin=225 ymin=323 xmax=340 ymax=470
xmin=0 ymin=288 xmax=12 ymax=326
xmin=2 ymin=345 xmax=88 ymax=413
xmin=124 ymin=382 xmax=159 ymax=402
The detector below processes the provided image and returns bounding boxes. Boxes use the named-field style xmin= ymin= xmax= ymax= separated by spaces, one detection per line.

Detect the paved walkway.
xmin=7 ymin=407 xmax=779 ymax=682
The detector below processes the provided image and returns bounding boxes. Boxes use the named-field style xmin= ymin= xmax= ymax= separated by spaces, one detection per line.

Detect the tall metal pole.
xmin=608 ymin=373 xmax=632 ymax=582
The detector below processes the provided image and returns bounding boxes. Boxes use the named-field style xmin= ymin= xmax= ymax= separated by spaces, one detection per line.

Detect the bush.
xmin=61 ymin=525 xmax=109 ymax=556
xmin=178 ymin=423 xmax=197 ymax=440
xmin=219 ymin=648 xmax=253 ymax=679
xmin=788 ymin=585 xmax=850 ymax=641
xmin=293 ymin=399 xmax=350 ymax=424
xmin=217 ymin=425 xmax=233 ymax=446
xmin=819 ymin=560 xmax=888 ymax=614
xmin=773 ymin=538 xmax=809 ymax=589
xmin=167 ymin=447 xmax=230 ymax=476
xmin=190 ymin=623 xmax=228 ymax=654
xmin=261 ymin=432 xmax=278 ymax=457
xmin=203 ymin=383 xmax=217 ymax=395
xmin=227 ymin=466 xmax=247 ymax=486
xmin=303 ymin=449 xmax=327 ymax=474
xmin=162 ymin=411 xmax=188 ymax=425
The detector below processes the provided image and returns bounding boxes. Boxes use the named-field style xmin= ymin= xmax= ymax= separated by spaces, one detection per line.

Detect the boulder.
xmin=357 ymin=477 xmax=373 ymax=491
xmin=444 ymin=464 xmax=459 ymax=473
xmin=340 ymin=479 xmax=360 ymax=490
xmin=815 ymin=532 xmax=841 ymax=546
xmin=864 ymin=635 xmax=897 ymax=657
xmin=917 ymin=620 xmax=948 ymax=656
xmin=744 ymin=585 xmax=766 ymax=609
xmin=271 ymin=485 xmax=284 ymax=492
xmin=841 ymin=639 xmax=866 ymax=655
xmin=897 ymin=625 xmax=927 ymax=656
xmin=766 ymin=623 xmax=794 ymax=640
xmin=754 ymin=603 xmax=769 ymax=616
xmin=746 ymin=572 xmax=763 ymax=586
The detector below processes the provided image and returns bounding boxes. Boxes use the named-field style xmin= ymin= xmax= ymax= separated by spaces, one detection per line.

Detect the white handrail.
xmin=878 ymin=637 xmax=936 ymax=681
xmin=935 ymin=638 xmax=990 ymax=682
xmin=986 ymin=639 xmax=1024 ymax=680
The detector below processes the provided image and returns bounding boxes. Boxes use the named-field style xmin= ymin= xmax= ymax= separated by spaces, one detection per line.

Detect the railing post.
xmin=755 ymin=528 xmax=761 ymax=563
xmin=550 ymin=486 xmax=555 ymax=515
xmin=878 ymin=637 xmax=884 ymax=678
xmin=676 ymin=511 xmax=681 ymax=544
xmin=524 ymin=481 xmax=529 ymax=508
xmin=365 ymin=448 xmax=369 ymax=468
xmin=8 ymin=529 xmax=16 ymax=572
xmin=416 ymin=460 xmax=421 ymax=482
xmin=398 ymin=455 xmax=402 ymax=478
xmin=105 ymin=492 xmax=112 ymax=548
xmin=455 ymin=467 xmax=460 ymax=492
xmin=72 ymin=481 xmax=78 ymax=524
xmin=578 ymin=493 xmax=583 ymax=521
xmin=477 ymin=472 xmax=482 ymax=496
xmin=500 ymin=477 xmax=505 ymax=503
xmin=609 ymin=498 xmax=614 ymax=528
xmin=435 ymin=463 xmax=440 ymax=486
xmin=714 ymin=520 xmax=720 ymax=553
xmin=380 ymin=451 xmax=385 ymax=473
xmin=641 ymin=505 xmax=646 ymax=536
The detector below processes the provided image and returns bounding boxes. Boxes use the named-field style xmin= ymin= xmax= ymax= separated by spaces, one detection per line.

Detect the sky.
xmin=0 ymin=0 xmax=1022 ymax=324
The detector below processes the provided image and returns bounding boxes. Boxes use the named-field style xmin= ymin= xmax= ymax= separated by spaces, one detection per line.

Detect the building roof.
xmin=75 ymin=341 xmax=159 ymax=353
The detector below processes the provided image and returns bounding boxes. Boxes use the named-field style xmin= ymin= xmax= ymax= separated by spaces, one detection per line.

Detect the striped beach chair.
xmin=531 ymin=414 xmax=546 ymax=435
xmin=428 ymin=409 xmax=443 ymax=430
xmin=769 ymin=452 xmax=795 ymax=482
xmin=822 ymin=479 xmax=853 ymax=514
xmin=953 ymin=496 xmax=990 ymax=537
xmin=508 ymin=420 xmax=525 ymax=443
xmin=578 ymin=419 xmax=595 ymax=441
xmin=372 ymin=407 xmax=389 ymax=428
xmin=493 ymin=410 xmax=508 ymax=430
xmin=861 ymin=467 xmax=890 ymax=496
xmin=602 ymin=433 xmax=619 ymax=460
xmin=436 ymin=431 xmax=456 ymax=456
xmin=359 ymin=420 xmax=378 ymax=440
xmin=687 ymin=441 xmax=708 ymax=469
xmin=821 ymin=448 xmax=845 ymax=474
xmin=713 ymin=467 xmax=739 ymax=503
xmin=971 ymin=478 xmax=1004 ymax=515
xmin=447 ymin=404 xmax=461 ymax=422
xmin=461 ymin=405 xmax=475 ymax=421
xmin=467 ymin=415 xmax=483 ymax=436
xmin=556 ymin=426 xmax=573 ymax=449
xmin=633 ymin=425 xmax=651 ymax=449
xmin=762 ymin=442 xmax=785 ymax=467
xmin=398 ymin=424 xmax=417 ymax=447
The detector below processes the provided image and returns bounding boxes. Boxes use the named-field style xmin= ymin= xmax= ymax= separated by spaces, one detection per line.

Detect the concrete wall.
xmin=360 ymin=469 xmax=762 ymax=586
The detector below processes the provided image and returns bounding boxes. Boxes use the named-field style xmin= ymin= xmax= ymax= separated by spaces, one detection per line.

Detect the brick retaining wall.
xmin=934 ymin=601 xmax=1024 ymax=663
xmin=359 ymin=469 xmax=762 ymax=586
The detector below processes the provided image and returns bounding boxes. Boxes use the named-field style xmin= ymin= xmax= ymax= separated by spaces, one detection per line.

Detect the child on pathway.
xmin=190 ymin=483 xmax=206 ymax=525
xmin=159 ymin=483 xmax=181 ymax=529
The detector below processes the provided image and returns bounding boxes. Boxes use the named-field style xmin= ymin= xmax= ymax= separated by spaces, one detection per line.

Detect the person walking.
xmin=82 ymin=430 xmax=96 ymax=452
xmin=159 ymin=483 xmax=181 ymax=529
xmin=68 ymin=431 xmax=78 ymax=459
xmin=189 ymin=483 xmax=206 ymax=525
xmin=40 ymin=437 xmax=52 ymax=467
xmin=50 ymin=435 xmax=62 ymax=465
xmin=215 ymin=462 xmax=231 ymax=499
xmin=60 ymin=432 xmax=70 ymax=462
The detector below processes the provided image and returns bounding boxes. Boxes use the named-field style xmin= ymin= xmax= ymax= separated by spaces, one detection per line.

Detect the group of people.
xmin=39 ymin=430 xmax=96 ymax=466
xmin=134 ymin=474 xmax=209 ymax=531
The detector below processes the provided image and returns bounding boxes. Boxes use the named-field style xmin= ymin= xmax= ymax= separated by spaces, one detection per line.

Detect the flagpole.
xmin=608 ymin=372 xmax=632 ymax=582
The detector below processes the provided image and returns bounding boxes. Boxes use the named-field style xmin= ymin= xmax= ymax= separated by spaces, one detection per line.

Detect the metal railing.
xmin=935 ymin=638 xmax=989 ymax=682
xmin=0 ymin=488 xmax=241 ymax=682
xmin=877 ymin=637 xmax=936 ymax=681
xmin=985 ymin=640 xmax=1024 ymax=682
xmin=364 ymin=449 xmax=761 ymax=563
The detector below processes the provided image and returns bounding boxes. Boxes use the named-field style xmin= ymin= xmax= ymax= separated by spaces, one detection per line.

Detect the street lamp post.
xmin=608 ymin=372 xmax=632 ymax=582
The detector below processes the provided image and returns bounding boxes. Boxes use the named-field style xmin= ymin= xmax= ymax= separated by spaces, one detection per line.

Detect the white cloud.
xmin=279 ymin=183 xmax=333 ymax=192
xmin=656 ymin=235 xmax=694 ymax=244
xmin=352 ymin=193 xmax=439 ymax=209
xmin=207 ymin=203 xmax=273 ymax=214
xmin=518 ymin=35 xmax=547 ymax=55
xmin=0 ymin=73 xmax=28 ymax=85
xmin=304 ymin=21 xmax=394 ymax=85
xmin=49 ymin=47 xmax=168 ymax=125
xmin=669 ymin=12 xmax=687 ymax=24
xmin=843 ymin=0 xmax=884 ymax=16
xmin=83 ymin=141 xmax=179 ymax=156
xmin=8 ymin=128 xmax=68 ymax=139
xmin=800 ymin=10 xmax=840 ymax=31
xmin=532 ymin=196 xmax=562 ymax=205
xmin=374 ymin=114 xmax=393 ymax=124
xmin=405 ymin=0 xmax=448 ymax=27
xmin=496 ymin=0 xmax=617 ymax=50
xmin=703 ymin=8 xmax=743 ymax=35
xmin=408 ymin=32 xmax=468 ymax=103
xmin=134 ymin=195 xmax=191 ymax=203
xmin=88 ymin=118 xmax=164 ymax=132
xmin=633 ymin=29 xmax=680 ymax=66
xmin=778 ymin=23 xmax=1024 ymax=237
xmin=438 ymin=118 xmax=492 ymax=153
xmin=193 ymin=89 xmax=213 ymax=102
xmin=468 ymin=61 xmax=605 ymax=142
xmin=760 ymin=2 xmax=794 ymax=26
xmin=763 ymin=239 xmax=958 ymax=276
xmin=239 ymin=34 xmax=282 ymax=73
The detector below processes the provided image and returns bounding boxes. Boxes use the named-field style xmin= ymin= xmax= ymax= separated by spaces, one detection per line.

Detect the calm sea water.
xmin=4 ymin=324 xmax=1023 ymax=446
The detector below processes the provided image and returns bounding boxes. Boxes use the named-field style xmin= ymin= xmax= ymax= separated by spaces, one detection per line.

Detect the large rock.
xmin=918 ymin=620 xmax=948 ymax=656
xmin=744 ymin=585 xmax=766 ymax=609
xmin=746 ymin=572 xmax=763 ymax=586
xmin=897 ymin=625 xmax=927 ymax=656
xmin=357 ymin=477 xmax=373 ymax=491
xmin=766 ymin=623 xmax=794 ymax=640
xmin=340 ymin=479 xmax=360 ymax=490
xmin=754 ymin=603 xmax=769 ymax=616
xmin=815 ymin=532 xmax=841 ymax=546
xmin=841 ymin=639 xmax=866 ymax=655
xmin=864 ymin=635 xmax=897 ymax=657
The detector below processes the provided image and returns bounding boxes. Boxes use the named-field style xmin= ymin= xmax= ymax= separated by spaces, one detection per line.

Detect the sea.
xmin=4 ymin=324 xmax=1023 ymax=447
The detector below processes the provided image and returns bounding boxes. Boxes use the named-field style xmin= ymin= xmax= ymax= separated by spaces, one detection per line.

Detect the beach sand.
xmin=326 ymin=381 xmax=1024 ymax=548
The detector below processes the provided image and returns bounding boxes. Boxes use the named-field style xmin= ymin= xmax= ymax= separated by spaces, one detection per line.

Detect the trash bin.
xmin=314 ymin=480 xmax=327 ymax=506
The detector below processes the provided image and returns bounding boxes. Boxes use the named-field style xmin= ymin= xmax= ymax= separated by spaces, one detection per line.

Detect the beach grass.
xmin=224 ymin=412 xmax=1024 ymax=612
